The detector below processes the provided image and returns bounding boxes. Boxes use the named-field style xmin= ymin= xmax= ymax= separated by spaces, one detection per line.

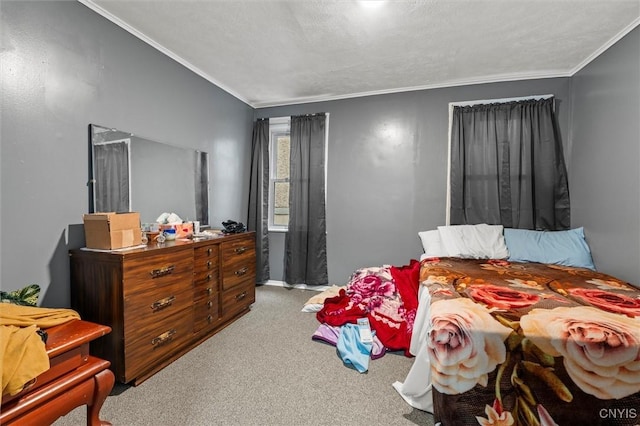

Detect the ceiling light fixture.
xmin=358 ymin=0 xmax=386 ymax=10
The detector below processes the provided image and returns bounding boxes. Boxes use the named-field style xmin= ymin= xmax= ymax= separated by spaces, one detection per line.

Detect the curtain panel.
xmin=194 ymin=151 xmax=209 ymax=225
xmin=450 ymin=98 xmax=570 ymax=230
xmin=94 ymin=141 xmax=130 ymax=213
xmin=285 ymin=114 xmax=328 ymax=285
xmin=247 ymin=118 xmax=270 ymax=284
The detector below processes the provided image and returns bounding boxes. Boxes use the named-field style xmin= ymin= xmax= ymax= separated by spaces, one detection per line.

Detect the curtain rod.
xmin=450 ymin=94 xmax=554 ymax=107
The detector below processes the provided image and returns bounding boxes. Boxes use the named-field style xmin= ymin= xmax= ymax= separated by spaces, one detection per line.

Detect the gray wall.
xmin=1 ymin=1 xmax=254 ymax=306
xmin=570 ymin=27 xmax=640 ymax=284
xmin=3 ymin=1 xmax=637 ymax=307
xmin=257 ymin=79 xmax=573 ymax=285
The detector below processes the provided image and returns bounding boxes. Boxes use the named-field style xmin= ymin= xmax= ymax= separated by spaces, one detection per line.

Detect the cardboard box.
xmin=83 ymin=212 xmax=142 ymax=250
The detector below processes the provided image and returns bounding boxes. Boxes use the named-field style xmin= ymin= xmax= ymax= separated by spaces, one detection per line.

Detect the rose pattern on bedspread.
xmin=420 ymin=258 xmax=640 ymax=426
xmin=520 ymin=306 xmax=640 ymax=400
xmin=565 ymin=288 xmax=640 ymax=317
xmin=428 ymin=298 xmax=512 ymax=394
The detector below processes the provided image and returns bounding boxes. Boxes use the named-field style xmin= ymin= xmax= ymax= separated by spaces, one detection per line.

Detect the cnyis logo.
xmin=599 ymin=408 xmax=637 ymax=420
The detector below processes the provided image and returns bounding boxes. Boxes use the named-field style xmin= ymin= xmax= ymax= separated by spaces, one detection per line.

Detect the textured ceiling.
xmin=81 ymin=0 xmax=640 ymax=108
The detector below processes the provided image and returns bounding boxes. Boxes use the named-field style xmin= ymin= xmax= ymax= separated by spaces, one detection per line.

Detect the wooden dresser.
xmin=69 ymin=232 xmax=256 ymax=385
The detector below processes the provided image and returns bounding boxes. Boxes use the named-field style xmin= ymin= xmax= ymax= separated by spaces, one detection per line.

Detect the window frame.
xmin=268 ymin=117 xmax=291 ymax=232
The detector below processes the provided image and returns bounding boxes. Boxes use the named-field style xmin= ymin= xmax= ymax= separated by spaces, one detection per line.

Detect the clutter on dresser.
xmin=139 ymin=212 xmax=199 ymax=244
xmin=221 ymin=220 xmax=246 ymax=234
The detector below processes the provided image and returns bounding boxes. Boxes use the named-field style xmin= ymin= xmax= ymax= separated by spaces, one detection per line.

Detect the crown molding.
xmin=79 ymin=0 xmax=640 ymax=110
xmin=569 ymin=16 xmax=640 ymax=76
xmin=78 ymin=0 xmax=254 ymax=107
xmin=252 ymin=70 xmax=572 ymax=108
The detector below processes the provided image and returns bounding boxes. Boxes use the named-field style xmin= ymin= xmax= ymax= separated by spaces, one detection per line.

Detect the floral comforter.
xmin=420 ymin=258 xmax=640 ymax=426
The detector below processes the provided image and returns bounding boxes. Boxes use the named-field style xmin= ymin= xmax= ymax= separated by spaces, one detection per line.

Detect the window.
xmin=446 ymin=95 xmax=569 ymax=229
xmin=269 ymin=118 xmax=290 ymax=231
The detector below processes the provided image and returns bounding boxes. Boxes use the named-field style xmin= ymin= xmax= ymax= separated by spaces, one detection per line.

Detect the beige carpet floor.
xmin=53 ymin=285 xmax=434 ymax=426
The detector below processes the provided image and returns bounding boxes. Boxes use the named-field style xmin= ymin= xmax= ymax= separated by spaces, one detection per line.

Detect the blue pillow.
xmin=503 ymin=227 xmax=596 ymax=270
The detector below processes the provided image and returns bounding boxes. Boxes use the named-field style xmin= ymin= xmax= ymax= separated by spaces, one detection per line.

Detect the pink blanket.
xmin=316 ymin=259 xmax=420 ymax=356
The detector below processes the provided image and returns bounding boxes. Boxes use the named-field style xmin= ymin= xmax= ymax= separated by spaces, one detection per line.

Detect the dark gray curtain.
xmin=247 ymin=119 xmax=270 ymax=284
xmin=285 ymin=114 xmax=328 ymax=285
xmin=194 ymin=151 xmax=209 ymax=225
xmin=94 ymin=141 xmax=130 ymax=213
xmin=450 ymin=97 xmax=570 ymax=230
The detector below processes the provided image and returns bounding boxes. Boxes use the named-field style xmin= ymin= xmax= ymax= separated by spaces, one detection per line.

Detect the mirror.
xmin=89 ymin=124 xmax=209 ymax=226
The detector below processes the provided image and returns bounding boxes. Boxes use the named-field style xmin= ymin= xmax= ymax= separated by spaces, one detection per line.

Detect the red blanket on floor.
xmin=316 ymin=259 xmax=420 ymax=356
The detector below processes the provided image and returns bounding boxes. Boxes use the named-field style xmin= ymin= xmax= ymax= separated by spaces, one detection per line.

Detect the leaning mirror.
xmin=89 ymin=124 xmax=209 ymax=226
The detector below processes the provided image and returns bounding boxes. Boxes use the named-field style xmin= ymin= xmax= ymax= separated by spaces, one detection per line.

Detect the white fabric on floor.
xmin=392 ymin=286 xmax=434 ymax=412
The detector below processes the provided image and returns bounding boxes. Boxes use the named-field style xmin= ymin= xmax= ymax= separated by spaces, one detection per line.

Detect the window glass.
xmin=269 ymin=122 xmax=290 ymax=230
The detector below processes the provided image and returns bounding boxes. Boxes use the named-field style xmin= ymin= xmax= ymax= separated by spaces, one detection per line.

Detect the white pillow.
xmin=437 ymin=224 xmax=509 ymax=259
xmin=418 ymin=230 xmax=448 ymax=257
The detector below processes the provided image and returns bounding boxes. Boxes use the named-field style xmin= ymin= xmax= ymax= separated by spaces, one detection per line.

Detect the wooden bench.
xmin=1 ymin=319 xmax=115 ymax=425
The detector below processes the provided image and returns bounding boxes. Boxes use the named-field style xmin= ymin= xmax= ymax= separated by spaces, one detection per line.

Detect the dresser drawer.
xmin=123 ymin=248 xmax=193 ymax=296
xmin=124 ymin=308 xmax=193 ymax=381
xmin=193 ymin=296 xmax=220 ymax=332
xmin=194 ymin=280 xmax=217 ymax=300
xmin=194 ymin=244 xmax=219 ymax=268
xmin=194 ymin=266 xmax=219 ymax=288
xmin=195 ymin=246 xmax=219 ymax=272
xmin=123 ymin=284 xmax=192 ymax=343
xmin=221 ymin=280 xmax=255 ymax=318
xmin=221 ymin=237 xmax=256 ymax=291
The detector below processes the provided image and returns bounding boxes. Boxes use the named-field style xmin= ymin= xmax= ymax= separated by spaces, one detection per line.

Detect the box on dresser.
xmin=83 ymin=212 xmax=142 ymax=250
xmin=69 ymin=232 xmax=256 ymax=385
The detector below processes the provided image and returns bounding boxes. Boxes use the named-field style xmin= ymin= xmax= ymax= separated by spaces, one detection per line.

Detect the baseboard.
xmin=261 ymin=280 xmax=330 ymax=292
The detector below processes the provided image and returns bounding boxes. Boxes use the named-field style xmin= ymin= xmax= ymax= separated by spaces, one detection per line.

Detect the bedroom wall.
xmin=1 ymin=1 xmax=254 ymax=306
xmin=256 ymin=78 xmax=573 ymax=285
xmin=570 ymin=26 xmax=640 ymax=285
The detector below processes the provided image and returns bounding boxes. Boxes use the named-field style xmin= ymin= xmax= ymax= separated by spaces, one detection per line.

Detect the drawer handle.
xmin=236 ymin=291 xmax=247 ymax=301
xmin=207 ymin=261 xmax=213 ymax=269
xmin=235 ymin=267 xmax=248 ymax=276
xmin=207 ymin=315 xmax=213 ymax=323
xmin=150 ymin=265 xmax=175 ymax=278
xmin=207 ymin=248 xmax=213 ymax=255
xmin=151 ymin=329 xmax=176 ymax=347
xmin=207 ymin=274 xmax=212 ymax=281
xmin=151 ymin=295 xmax=176 ymax=311
xmin=207 ymin=301 xmax=213 ymax=308
xmin=206 ymin=287 xmax=213 ymax=295
xmin=234 ymin=246 xmax=247 ymax=254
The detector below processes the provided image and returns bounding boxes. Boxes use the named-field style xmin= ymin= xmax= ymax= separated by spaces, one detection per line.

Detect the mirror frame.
xmin=88 ymin=124 xmax=210 ymax=226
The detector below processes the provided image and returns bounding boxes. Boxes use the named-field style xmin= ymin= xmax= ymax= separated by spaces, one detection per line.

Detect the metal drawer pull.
xmin=234 ymin=247 xmax=247 ymax=254
xmin=151 ymin=329 xmax=176 ymax=347
xmin=207 ymin=261 xmax=212 ymax=269
xmin=151 ymin=295 xmax=176 ymax=311
xmin=207 ymin=248 xmax=213 ymax=255
xmin=236 ymin=291 xmax=247 ymax=301
xmin=207 ymin=301 xmax=213 ymax=308
xmin=206 ymin=274 xmax=212 ymax=281
xmin=207 ymin=315 xmax=213 ymax=323
xmin=234 ymin=267 xmax=248 ymax=276
xmin=206 ymin=287 xmax=213 ymax=295
xmin=150 ymin=265 xmax=175 ymax=278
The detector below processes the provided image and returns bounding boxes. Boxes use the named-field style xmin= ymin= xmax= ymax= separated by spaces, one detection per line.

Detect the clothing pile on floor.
xmin=304 ymin=260 xmax=421 ymax=372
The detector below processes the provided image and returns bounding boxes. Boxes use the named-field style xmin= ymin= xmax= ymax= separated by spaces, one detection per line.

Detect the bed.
xmin=307 ymin=224 xmax=639 ymax=424
xmin=392 ymin=225 xmax=640 ymax=425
